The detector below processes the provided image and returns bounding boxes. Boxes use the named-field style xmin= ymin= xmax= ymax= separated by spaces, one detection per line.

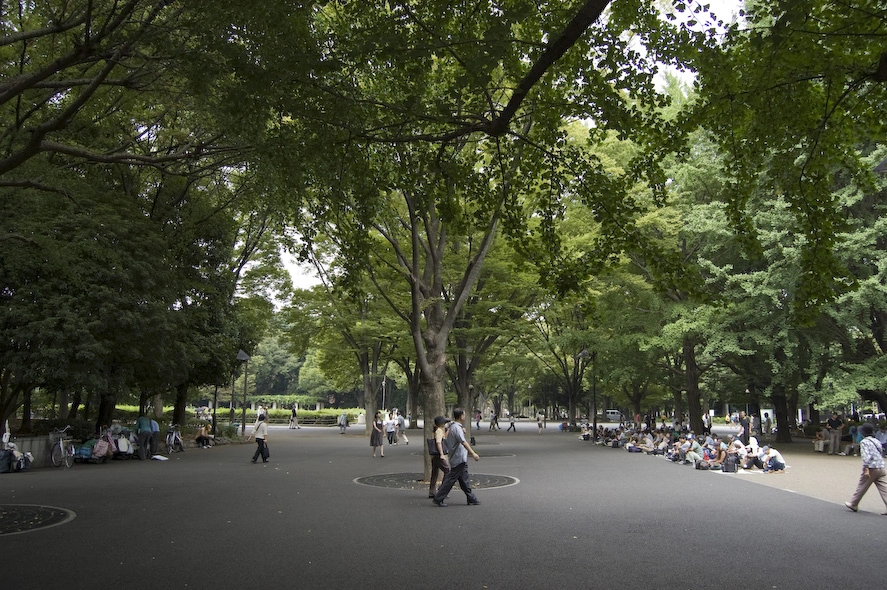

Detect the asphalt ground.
xmin=2 ymin=420 xmax=885 ymax=590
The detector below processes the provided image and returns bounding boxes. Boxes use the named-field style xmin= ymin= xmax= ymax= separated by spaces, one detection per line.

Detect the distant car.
xmin=605 ymin=410 xmax=622 ymax=422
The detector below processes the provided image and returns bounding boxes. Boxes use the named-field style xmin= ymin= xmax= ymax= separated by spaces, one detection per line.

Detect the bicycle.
xmin=49 ymin=426 xmax=75 ymax=468
xmin=166 ymin=424 xmax=185 ymax=454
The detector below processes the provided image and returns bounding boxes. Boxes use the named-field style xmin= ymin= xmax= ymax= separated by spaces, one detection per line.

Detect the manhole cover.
xmin=0 ymin=505 xmax=76 ymax=536
xmin=355 ymin=472 xmax=518 ymax=490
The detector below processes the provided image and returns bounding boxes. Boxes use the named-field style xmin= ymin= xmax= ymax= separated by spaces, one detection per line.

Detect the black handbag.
xmin=427 ymin=437 xmax=449 ymax=456
xmin=262 ymin=443 xmax=270 ymax=460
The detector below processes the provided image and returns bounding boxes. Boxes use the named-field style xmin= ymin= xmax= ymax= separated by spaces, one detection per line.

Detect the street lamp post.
xmin=212 ymin=384 xmax=218 ymax=437
xmin=237 ymin=349 xmax=251 ymax=436
xmin=591 ymin=351 xmax=598 ymax=438
xmin=230 ymin=370 xmax=236 ymax=425
xmin=576 ymin=349 xmax=590 ymax=425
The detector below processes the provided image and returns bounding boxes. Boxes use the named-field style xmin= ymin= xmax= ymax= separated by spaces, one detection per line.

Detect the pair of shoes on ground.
xmin=432 ymin=499 xmax=481 ymax=507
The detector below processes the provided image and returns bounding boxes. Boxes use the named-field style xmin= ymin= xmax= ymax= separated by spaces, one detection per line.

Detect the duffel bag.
xmin=0 ymin=449 xmax=12 ymax=473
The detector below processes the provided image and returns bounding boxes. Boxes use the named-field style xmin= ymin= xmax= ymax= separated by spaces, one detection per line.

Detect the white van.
xmin=605 ymin=409 xmax=623 ymax=422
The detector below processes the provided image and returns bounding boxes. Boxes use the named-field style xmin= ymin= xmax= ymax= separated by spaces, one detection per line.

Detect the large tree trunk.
xmin=683 ymin=337 xmax=704 ymax=434
xmin=421 ymin=346 xmax=448 ymax=482
xmin=69 ymin=389 xmax=82 ymax=419
xmin=359 ymin=350 xmax=386 ymax=436
xmin=0 ymin=373 xmax=25 ymax=436
xmin=173 ymin=383 xmax=189 ymax=428
xmin=407 ymin=374 xmax=420 ymax=429
xmin=772 ymin=385 xmax=793 ymax=443
xmin=151 ymin=393 xmax=164 ymax=420
xmin=95 ymin=391 xmax=118 ymax=434
xmin=20 ymin=388 xmax=32 ymax=432
xmin=362 ymin=374 xmax=383 ymax=436
xmin=58 ymin=389 xmax=70 ymax=420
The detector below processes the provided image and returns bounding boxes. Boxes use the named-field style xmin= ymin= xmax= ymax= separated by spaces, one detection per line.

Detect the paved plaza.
xmin=2 ymin=420 xmax=885 ymax=589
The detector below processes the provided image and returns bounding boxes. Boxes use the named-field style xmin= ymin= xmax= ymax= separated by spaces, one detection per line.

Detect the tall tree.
xmin=693 ymin=0 xmax=887 ymax=319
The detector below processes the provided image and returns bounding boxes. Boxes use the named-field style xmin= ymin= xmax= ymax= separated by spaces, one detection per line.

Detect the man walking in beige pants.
xmin=844 ymin=423 xmax=887 ymax=515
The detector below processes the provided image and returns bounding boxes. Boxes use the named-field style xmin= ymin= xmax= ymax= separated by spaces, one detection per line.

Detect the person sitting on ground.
xmin=841 ymin=425 xmax=862 ymax=456
xmin=728 ymin=438 xmax=748 ymax=463
xmin=636 ymin=431 xmax=655 ymax=453
xmin=746 ymin=436 xmax=761 ymax=455
xmin=762 ymin=446 xmax=786 ymax=473
xmin=195 ymin=423 xmax=211 ymax=448
xmin=710 ymin=442 xmax=728 ymax=469
xmin=875 ymin=426 xmax=887 ymax=456
xmin=624 ymin=434 xmax=642 ymax=452
xmin=743 ymin=444 xmax=767 ymax=470
xmin=704 ymin=435 xmax=719 ymax=457
xmin=667 ymin=435 xmax=687 ymax=462
xmin=685 ymin=435 xmax=704 ymax=466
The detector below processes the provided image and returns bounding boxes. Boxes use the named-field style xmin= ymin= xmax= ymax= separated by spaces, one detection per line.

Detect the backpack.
xmin=92 ymin=437 xmax=110 ymax=457
xmin=723 ymin=455 xmax=740 ymax=473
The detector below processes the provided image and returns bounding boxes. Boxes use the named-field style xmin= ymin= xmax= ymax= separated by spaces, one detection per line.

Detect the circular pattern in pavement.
xmin=355 ymin=472 xmax=519 ymax=491
xmin=0 ymin=505 xmax=76 ymax=536
xmin=412 ymin=451 xmax=514 ymax=457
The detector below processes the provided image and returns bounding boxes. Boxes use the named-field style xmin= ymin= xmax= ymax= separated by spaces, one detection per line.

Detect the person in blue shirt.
xmin=135 ymin=414 xmax=152 ymax=461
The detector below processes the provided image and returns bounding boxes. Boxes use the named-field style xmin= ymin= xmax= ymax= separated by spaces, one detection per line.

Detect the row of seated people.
xmin=580 ymin=425 xmax=786 ymax=473
xmin=813 ymin=424 xmax=887 ymax=456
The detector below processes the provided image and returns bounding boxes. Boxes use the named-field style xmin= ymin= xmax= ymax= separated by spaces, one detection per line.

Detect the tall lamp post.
xmin=230 ymin=369 xmax=236 ymax=425
xmin=590 ymin=351 xmax=598 ymax=438
xmin=237 ymin=349 xmax=250 ymax=436
xmin=576 ymin=349 xmax=590 ymax=427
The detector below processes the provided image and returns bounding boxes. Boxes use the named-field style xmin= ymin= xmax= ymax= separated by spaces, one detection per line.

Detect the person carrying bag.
xmin=248 ymin=414 xmax=269 ymax=463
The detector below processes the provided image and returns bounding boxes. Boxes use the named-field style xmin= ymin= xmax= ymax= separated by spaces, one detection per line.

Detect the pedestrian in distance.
xmin=248 ymin=414 xmax=269 ymax=463
xmin=385 ymin=412 xmax=398 ymax=445
xmin=428 ymin=416 xmax=450 ymax=499
xmin=149 ymin=418 xmax=161 ymax=455
xmin=289 ymin=404 xmax=301 ymax=429
xmin=136 ymin=413 xmax=152 ymax=461
xmin=826 ymin=412 xmax=843 ymax=455
xmin=338 ymin=411 xmax=348 ymax=434
xmin=844 ymin=423 xmax=887 ymax=515
xmin=370 ymin=411 xmax=385 ymax=458
xmin=396 ymin=411 xmax=409 ymax=445
xmin=738 ymin=411 xmax=750 ymax=446
xmin=432 ymin=407 xmax=480 ymax=507
xmin=507 ymin=414 xmax=516 ymax=432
